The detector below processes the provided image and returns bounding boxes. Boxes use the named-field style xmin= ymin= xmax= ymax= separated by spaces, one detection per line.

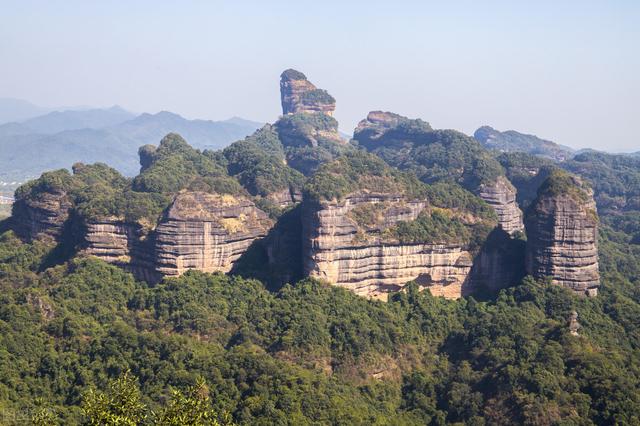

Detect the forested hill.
xmin=1 ymin=69 xmax=640 ymax=425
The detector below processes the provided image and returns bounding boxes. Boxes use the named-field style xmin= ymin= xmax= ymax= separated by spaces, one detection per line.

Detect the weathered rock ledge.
xmin=302 ymin=193 xmax=475 ymax=299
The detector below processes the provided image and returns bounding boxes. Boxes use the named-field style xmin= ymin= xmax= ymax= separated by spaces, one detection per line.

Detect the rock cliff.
xmin=525 ymin=172 xmax=600 ymax=296
xmin=12 ymin=188 xmax=72 ymax=240
xmin=280 ymin=69 xmax=336 ymax=116
xmin=302 ymin=193 xmax=476 ymax=299
xmin=154 ymin=192 xmax=273 ymax=276
xmin=82 ymin=218 xmax=158 ymax=282
xmin=478 ymin=176 xmax=524 ymax=234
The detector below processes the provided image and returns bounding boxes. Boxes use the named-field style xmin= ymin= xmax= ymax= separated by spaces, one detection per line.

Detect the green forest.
xmin=1 ymin=219 xmax=639 ymax=424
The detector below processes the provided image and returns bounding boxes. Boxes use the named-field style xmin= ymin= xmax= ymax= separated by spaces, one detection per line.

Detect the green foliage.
xmin=355 ymin=121 xmax=503 ymax=191
xmin=535 ymin=169 xmax=591 ymax=203
xmin=222 ymin=130 xmax=304 ymax=197
xmin=497 ymin=152 xmax=556 ymax=208
xmin=304 ymin=150 xmax=429 ymax=202
xmin=388 ymin=210 xmax=473 ymax=245
xmin=474 ymin=125 xmax=574 ymax=161
xmin=300 ymin=89 xmax=335 ymax=105
xmin=275 ymin=113 xmax=339 ymax=148
xmin=132 ymin=133 xmax=241 ymax=196
xmin=563 ymin=151 xmax=640 ymax=213
xmin=82 ymin=371 xmax=147 ymax=425
xmin=0 ymin=228 xmax=639 ymax=424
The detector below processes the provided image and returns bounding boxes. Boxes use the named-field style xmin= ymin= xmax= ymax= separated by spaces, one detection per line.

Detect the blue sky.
xmin=1 ymin=0 xmax=638 ymax=151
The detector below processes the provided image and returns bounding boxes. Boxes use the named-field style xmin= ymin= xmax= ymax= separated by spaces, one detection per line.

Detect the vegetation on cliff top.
xmin=300 ymin=89 xmax=335 ymax=105
xmin=354 ymin=119 xmax=504 ymax=191
xmin=533 ymin=169 xmax=592 ymax=205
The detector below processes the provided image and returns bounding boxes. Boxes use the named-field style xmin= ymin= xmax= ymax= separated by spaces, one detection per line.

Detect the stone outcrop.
xmin=12 ymin=189 xmax=72 ymax=240
xmin=280 ymin=69 xmax=336 ymax=116
xmin=302 ymin=193 xmax=476 ymax=299
xmin=525 ymin=173 xmax=600 ymax=296
xmin=478 ymin=176 xmax=524 ymax=234
xmin=154 ymin=192 xmax=273 ymax=276
xmin=82 ymin=218 xmax=158 ymax=282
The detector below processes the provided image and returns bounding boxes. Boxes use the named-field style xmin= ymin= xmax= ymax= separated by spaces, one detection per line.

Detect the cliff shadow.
xmin=464 ymin=227 xmax=526 ymax=301
xmin=38 ymin=211 xmax=87 ymax=271
xmin=231 ymin=205 xmax=304 ymax=292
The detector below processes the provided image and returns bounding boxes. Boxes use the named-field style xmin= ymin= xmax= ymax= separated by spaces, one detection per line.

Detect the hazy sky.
xmin=1 ymin=0 xmax=638 ymax=151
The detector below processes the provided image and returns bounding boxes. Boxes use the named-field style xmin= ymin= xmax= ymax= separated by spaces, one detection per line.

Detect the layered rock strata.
xmin=302 ymin=194 xmax=475 ymax=299
xmin=478 ymin=176 xmax=524 ymax=234
xmin=155 ymin=192 xmax=273 ymax=276
xmin=280 ymin=69 xmax=336 ymax=116
xmin=12 ymin=189 xmax=72 ymax=240
xmin=82 ymin=218 xmax=158 ymax=282
xmin=525 ymin=175 xmax=600 ymax=296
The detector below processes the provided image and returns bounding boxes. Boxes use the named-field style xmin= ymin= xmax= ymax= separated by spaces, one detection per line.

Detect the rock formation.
xmin=568 ymin=310 xmax=580 ymax=336
xmin=353 ymin=111 xmax=524 ymax=234
xmin=154 ymin=192 xmax=273 ymax=276
xmin=478 ymin=176 xmax=524 ymax=234
xmin=280 ymin=69 xmax=336 ymax=116
xmin=525 ymin=172 xmax=600 ymax=296
xmin=12 ymin=188 xmax=72 ymax=240
xmin=82 ymin=218 xmax=158 ymax=282
xmin=302 ymin=193 xmax=476 ymax=299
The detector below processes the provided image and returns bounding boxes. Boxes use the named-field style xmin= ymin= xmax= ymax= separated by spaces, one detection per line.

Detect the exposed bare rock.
xmin=478 ymin=176 xmax=524 ymax=234
xmin=569 ymin=310 xmax=580 ymax=336
xmin=302 ymin=193 xmax=475 ymax=299
xmin=155 ymin=192 xmax=273 ymax=276
xmin=82 ymin=218 xmax=158 ymax=282
xmin=525 ymin=172 xmax=600 ymax=296
xmin=12 ymin=189 xmax=72 ymax=240
xmin=266 ymin=188 xmax=302 ymax=209
xmin=280 ymin=69 xmax=336 ymax=116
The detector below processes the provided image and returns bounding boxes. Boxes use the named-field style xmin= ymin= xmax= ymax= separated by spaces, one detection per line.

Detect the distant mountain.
xmin=0 ymin=106 xmax=133 ymax=136
xmin=0 ymin=106 xmax=134 ymax=136
xmin=0 ymin=98 xmax=51 ymax=124
xmin=474 ymin=126 xmax=574 ymax=162
xmin=0 ymin=111 xmax=263 ymax=181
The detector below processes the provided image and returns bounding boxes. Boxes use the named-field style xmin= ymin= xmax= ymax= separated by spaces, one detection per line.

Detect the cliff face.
xmin=82 ymin=218 xmax=158 ymax=282
xmin=302 ymin=194 xmax=475 ymax=299
xmin=12 ymin=189 xmax=72 ymax=240
xmin=280 ymin=69 xmax=336 ymax=116
xmin=155 ymin=192 xmax=273 ymax=276
xmin=525 ymin=174 xmax=600 ymax=296
xmin=478 ymin=176 xmax=524 ymax=234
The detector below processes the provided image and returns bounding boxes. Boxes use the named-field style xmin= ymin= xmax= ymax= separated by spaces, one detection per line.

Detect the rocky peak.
xmin=280 ymin=69 xmax=336 ymax=116
xmin=525 ymin=171 xmax=600 ymax=296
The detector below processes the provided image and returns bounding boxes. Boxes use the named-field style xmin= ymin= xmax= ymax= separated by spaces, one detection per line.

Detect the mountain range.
xmin=0 ymin=103 xmax=262 ymax=182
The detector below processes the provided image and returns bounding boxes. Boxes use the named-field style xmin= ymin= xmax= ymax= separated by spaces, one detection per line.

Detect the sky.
xmin=1 ymin=0 xmax=638 ymax=151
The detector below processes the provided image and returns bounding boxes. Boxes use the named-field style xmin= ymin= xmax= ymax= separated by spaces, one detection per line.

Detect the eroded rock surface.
xmin=478 ymin=176 xmax=524 ymax=234
xmin=525 ymin=173 xmax=600 ymax=295
xmin=12 ymin=189 xmax=72 ymax=240
xmin=302 ymin=193 xmax=475 ymax=299
xmin=155 ymin=192 xmax=273 ymax=276
xmin=82 ymin=218 xmax=158 ymax=281
xmin=280 ymin=69 xmax=336 ymax=116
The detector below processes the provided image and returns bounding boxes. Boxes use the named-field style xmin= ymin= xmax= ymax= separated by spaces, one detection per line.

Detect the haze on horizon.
xmin=1 ymin=0 xmax=638 ymax=152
